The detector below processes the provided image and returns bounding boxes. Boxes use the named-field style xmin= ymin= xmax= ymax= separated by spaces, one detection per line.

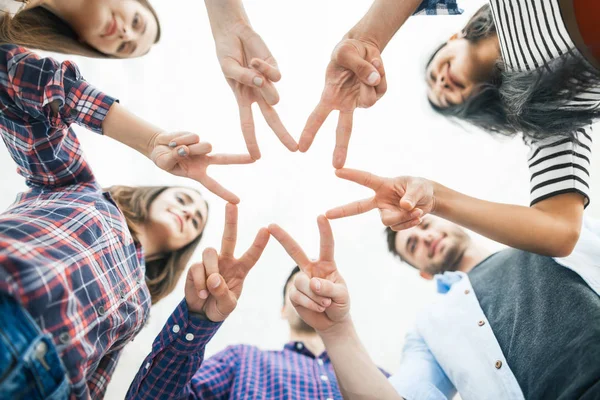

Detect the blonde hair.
xmin=107 ymin=185 xmax=206 ymax=305
xmin=0 ymin=1 xmax=161 ymax=58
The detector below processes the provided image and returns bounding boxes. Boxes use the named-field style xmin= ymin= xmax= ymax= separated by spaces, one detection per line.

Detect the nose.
xmin=437 ymin=74 xmax=451 ymax=91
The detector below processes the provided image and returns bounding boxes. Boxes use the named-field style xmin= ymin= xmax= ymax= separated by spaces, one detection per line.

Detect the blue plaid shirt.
xmin=414 ymin=0 xmax=462 ymax=15
xmin=127 ymin=300 xmax=388 ymax=400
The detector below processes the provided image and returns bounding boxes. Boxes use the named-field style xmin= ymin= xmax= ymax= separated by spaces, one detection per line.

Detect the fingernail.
xmin=251 ymin=60 xmax=260 ymax=68
xmin=211 ymin=278 xmax=220 ymax=289
xmin=314 ymin=279 xmax=321 ymax=292
xmin=322 ymin=298 xmax=331 ymax=307
xmin=168 ymin=141 xmax=176 ymax=148
xmin=198 ymin=290 xmax=208 ymax=299
xmin=367 ymin=71 xmax=380 ymax=85
xmin=178 ymin=148 xmax=186 ymax=157
xmin=372 ymin=59 xmax=381 ymax=68
xmin=253 ymin=77 xmax=263 ymax=87
xmin=318 ymin=306 xmax=325 ymax=312
xmin=411 ymin=209 xmax=422 ymax=218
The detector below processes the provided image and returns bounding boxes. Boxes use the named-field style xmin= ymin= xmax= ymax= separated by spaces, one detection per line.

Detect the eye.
xmin=117 ymin=42 xmax=126 ymax=53
xmin=192 ymin=219 xmax=199 ymax=230
xmin=411 ymin=240 xmax=416 ymax=254
xmin=422 ymin=223 xmax=430 ymax=230
xmin=176 ymin=196 xmax=185 ymax=205
xmin=132 ymin=13 xmax=140 ymax=28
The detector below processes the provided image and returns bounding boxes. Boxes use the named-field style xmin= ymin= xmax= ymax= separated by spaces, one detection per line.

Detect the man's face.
xmin=281 ymin=273 xmax=315 ymax=333
xmin=395 ymin=216 xmax=471 ymax=279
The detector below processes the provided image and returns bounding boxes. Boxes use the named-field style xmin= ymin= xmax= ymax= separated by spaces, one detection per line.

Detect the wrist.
xmin=205 ymin=0 xmax=250 ymax=34
xmin=318 ymin=317 xmax=354 ymax=341
xmin=431 ymin=180 xmax=450 ymax=217
xmin=344 ymin=27 xmax=383 ymax=53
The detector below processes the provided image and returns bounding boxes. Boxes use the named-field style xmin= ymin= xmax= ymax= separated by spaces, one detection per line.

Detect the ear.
xmin=448 ymin=32 xmax=464 ymax=41
xmin=420 ymin=271 xmax=434 ymax=280
xmin=280 ymin=306 xmax=286 ymax=320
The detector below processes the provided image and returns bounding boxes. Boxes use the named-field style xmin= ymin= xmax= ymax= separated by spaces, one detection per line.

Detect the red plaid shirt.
xmin=0 ymin=45 xmax=151 ymax=399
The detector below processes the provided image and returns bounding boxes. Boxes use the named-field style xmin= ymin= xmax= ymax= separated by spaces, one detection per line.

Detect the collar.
xmin=434 ymin=271 xmax=467 ymax=294
xmin=284 ymin=341 xmax=330 ymax=363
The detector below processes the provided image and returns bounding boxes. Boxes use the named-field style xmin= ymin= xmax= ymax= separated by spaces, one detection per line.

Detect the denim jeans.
xmin=0 ymin=294 xmax=69 ymax=400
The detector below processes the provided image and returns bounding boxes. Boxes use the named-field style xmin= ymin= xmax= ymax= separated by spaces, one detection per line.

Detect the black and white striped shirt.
xmin=489 ymin=0 xmax=598 ymax=206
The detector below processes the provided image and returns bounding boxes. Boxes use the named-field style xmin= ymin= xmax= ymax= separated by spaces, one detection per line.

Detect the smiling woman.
xmin=0 ymin=0 xmax=161 ymax=58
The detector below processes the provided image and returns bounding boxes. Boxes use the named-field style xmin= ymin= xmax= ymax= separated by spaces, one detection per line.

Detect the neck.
xmin=132 ymin=224 xmax=162 ymax=261
xmin=457 ymin=244 xmax=492 ymax=274
xmin=289 ymin=329 xmax=325 ymax=356
xmin=476 ymin=34 xmax=502 ymax=71
xmin=39 ymin=0 xmax=82 ymax=25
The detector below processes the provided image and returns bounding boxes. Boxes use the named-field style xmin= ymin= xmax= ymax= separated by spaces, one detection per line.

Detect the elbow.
xmin=550 ymin=226 xmax=581 ymax=257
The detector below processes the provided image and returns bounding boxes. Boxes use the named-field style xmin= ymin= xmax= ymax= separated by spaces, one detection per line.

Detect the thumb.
xmin=334 ymin=42 xmax=381 ymax=86
xmin=206 ymin=273 xmax=238 ymax=316
xmin=399 ymin=179 xmax=424 ymax=211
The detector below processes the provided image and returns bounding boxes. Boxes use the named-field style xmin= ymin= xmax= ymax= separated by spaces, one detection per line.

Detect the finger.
xmin=243 ymin=31 xmax=278 ymax=71
xmin=239 ymin=227 xmax=270 ymax=271
xmin=206 ymin=273 xmax=238 ymax=316
xmin=401 ymin=181 xmax=426 ymax=211
xmin=221 ymin=58 xmax=265 ymax=88
xmin=250 ymin=58 xmax=281 ymax=82
xmin=220 ymin=203 xmax=238 ymax=257
xmin=294 ymin=272 xmax=332 ymax=308
xmin=188 ymin=262 xmax=208 ymax=300
xmin=375 ymin=75 xmax=387 ymax=101
xmin=335 ymin=43 xmax=381 ymax=86
xmin=289 ymin=286 xmax=326 ymax=313
xmin=207 ymin=153 xmax=255 ymax=165
xmin=162 ymin=132 xmax=200 ymax=148
xmin=371 ymin=58 xmax=386 ymax=78
xmin=257 ymin=100 xmax=298 ymax=152
xmin=390 ymin=217 xmax=422 ymax=232
xmin=298 ymin=103 xmax=331 ymax=153
xmin=187 ymin=142 xmax=213 ymax=155
xmin=358 ymin=84 xmax=378 ymax=108
xmin=198 ymin=174 xmax=240 ymax=204
xmin=317 ymin=215 xmax=335 ymax=262
xmin=202 ymin=248 xmax=219 ymax=278
xmin=380 ymin=208 xmax=422 ymax=227
xmin=333 ymin=111 xmax=353 ymax=169
xmin=258 ymin=79 xmax=280 ymax=106
xmin=310 ymin=278 xmax=347 ymax=304
xmin=334 ymin=168 xmax=385 ymax=191
xmin=267 ymin=224 xmax=311 ymax=269
xmin=155 ymin=144 xmax=190 ymax=172
xmin=238 ymin=104 xmax=260 ymax=160
xmin=325 ymin=197 xmax=376 ymax=220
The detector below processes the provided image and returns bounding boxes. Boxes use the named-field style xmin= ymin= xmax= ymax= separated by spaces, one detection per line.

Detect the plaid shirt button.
xmin=98 ymin=306 xmax=105 ymax=316
xmin=185 ymin=333 xmax=194 ymax=341
xmin=317 ymin=359 xmax=324 ymax=366
xmin=70 ymin=108 xmax=78 ymax=117
xmin=320 ymin=375 xmax=329 ymax=382
xmin=172 ymin=325 xmax=180 ymax=333
xmin=59 ymin=332 xmax=70 ymax=344
xmin=120 ymin=291 xmax=126 ymax=299
xmin=296 ymin=343 xmax=303 ymax=350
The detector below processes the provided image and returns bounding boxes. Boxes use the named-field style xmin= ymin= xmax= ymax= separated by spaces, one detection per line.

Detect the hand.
xmin=299 ymin=38 xmax=387 ymax=168
xmin=185 ymin=203 xmax=270 ymax=321
xmin=269 ymin=216 xmax=350 ymax=333
xmin=326 ymin=168 xmax=436 ymax=231
xmin=149 ymin=132 xmax=254 ymax=204
xmin=213 ymin=22 xmax=298 ymax=159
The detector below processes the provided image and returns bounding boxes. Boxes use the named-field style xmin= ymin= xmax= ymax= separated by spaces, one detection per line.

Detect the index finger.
xmin=268 ymin=224 xmax=311 ymax=269
xmin=238 ymin=104 xmax=260 ymax=160
xmin=298 ymin=102 xmax=332 ymax=153
xmin=198 ymin=174 xmax=240 ymax=204
xmin=333 ymin=111 xmax=353 ymax=169
xmin=207 ymin=153 xmax=255 ymax=165
xmin=325 ymin=196 xmax=376 ymax=220
xmin=257 ymin=100 xmax=298 ymax=152
xmin=335 ymin=168 xmax=385 ymax=191
xmin=239 ymin=227 xmax=271 ymax=271
xmin=220 ymin=203 xmax=238 ymax=257
xmin=317 ymin=215 xmax=335 ymax=262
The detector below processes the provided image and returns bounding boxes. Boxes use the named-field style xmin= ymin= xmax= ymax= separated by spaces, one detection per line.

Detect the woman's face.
xmin=146 ymin=188 xmax=208 ymax=253
xmin=426 ymin=35 xmax=496 ymax=108
xmin=70 ymin=0 xmax=158 ymax=58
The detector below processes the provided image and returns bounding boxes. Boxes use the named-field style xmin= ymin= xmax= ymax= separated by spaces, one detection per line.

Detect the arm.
xmin=125 ymin=300 xmax=234 ymax=400
xmin=432 ymin=185 xmax=584 ymax=257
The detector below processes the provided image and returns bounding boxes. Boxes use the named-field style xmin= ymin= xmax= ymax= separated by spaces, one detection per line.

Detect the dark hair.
xmin=0 ymin=1 xmax=161 ymax=58
xmin=385 ymin=227 xmax=417 ymax=269
xmin=107 ymin=185 xmax=207 ymax=305
xmin=282 ymin=266 xmax=301 ymax=305
xmin=428 ymin=4 xmax=600 ymax=141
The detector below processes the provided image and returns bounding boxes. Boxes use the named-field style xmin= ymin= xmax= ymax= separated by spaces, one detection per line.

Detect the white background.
xmin=1 ymin=0 xmax=598 ymax=398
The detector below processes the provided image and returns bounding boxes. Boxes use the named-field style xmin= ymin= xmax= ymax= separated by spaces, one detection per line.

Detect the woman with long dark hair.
xmin=0 ymin=44 xmax=251 ymax=399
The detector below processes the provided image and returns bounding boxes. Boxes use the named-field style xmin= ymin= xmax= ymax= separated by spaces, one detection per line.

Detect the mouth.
xmin=429 ymin=233 xmax=447 ymax=258
xmin=169 ymin=210 xmax=184 ymax=233
xmin=446 ymin=63 xmax=465 ymax=89
xmin=102 ymin=15 xmax=118 ymax=37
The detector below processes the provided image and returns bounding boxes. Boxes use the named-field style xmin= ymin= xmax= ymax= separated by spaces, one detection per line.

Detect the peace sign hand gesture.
xmin=326 ymin=168 xmax=436 ymax=231
xmin=150 ymin=132 xmax=254 ymax=204
xmin=269 ymin=216 xmax=350 ymax=333
xmin=185 ymin=204 xmax=270 ymax=322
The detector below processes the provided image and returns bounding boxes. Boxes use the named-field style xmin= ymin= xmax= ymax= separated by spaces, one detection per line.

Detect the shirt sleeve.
xmin=413 ymin=0 xmax=463 ymax=16
xmin=0 ymin=44 xmax=117 ymax=188
xmin=88 ymin=349 xmax=123 ymax=399
xmin=527 ymin=126 xmax=592 ymax=207
xmin=388 ymin=330 xmax=456 ymax=400
xmin=125 ymin=300 xmax=239 ymax=400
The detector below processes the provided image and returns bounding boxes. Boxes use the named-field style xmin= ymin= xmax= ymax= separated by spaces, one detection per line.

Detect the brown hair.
xmin=106 ymin=185 xmax=206 ymax=305
xmin=0 ymin=1 xmax=161 ymax=58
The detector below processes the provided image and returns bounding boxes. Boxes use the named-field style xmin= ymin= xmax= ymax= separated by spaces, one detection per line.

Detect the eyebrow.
xmin=181 ymin=192 xmax=204 ymax=223
xmin=405 ymin=236 xmax=412 ymax=254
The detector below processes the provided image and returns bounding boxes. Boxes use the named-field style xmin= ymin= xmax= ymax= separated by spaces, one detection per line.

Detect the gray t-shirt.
xmin=469 ymin=249 xmax=600 ymax=399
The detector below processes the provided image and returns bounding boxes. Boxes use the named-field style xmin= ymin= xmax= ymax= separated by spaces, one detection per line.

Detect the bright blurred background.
xmin=0 ymin=0 xmax=597 ymax=398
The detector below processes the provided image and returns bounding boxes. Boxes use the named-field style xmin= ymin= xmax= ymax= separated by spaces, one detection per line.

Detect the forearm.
xmin=102 ymin=102 xmax=163 ymax=159
xmin=432 ymin=182 xmax=584 ymax=257
xmin=320 ymin=321 xmax=403 ymax=400
xmin=204 ymin=0 xmax=251 ymax=35
xmin=345 ymin=0 xmax=423 ymax=50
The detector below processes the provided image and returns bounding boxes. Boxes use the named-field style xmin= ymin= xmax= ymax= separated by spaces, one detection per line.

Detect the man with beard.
xmin=129 ymin=265 xmax=387 ymax=399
